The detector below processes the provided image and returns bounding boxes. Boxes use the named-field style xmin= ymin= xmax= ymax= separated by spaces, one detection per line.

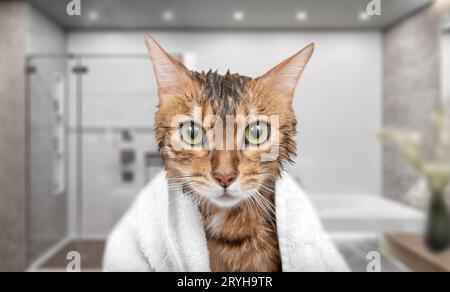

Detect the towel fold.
xmin=103 ymin=171 xmax=349 ymax=272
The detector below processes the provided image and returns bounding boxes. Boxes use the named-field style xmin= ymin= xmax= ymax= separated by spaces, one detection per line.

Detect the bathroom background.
xmin=0 ymin=0 xmax=449 ymax=272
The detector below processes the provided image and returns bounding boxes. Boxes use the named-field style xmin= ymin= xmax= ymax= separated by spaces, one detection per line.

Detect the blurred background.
xmin=0 ymin=0 xmax=450 ymax=272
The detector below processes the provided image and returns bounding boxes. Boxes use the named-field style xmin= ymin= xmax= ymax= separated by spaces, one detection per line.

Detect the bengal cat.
xmin=145 ymin=36 xmax=314 ymax=272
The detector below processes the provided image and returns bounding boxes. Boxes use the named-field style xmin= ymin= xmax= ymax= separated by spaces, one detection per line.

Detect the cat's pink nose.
xmin=213 ymin=171 xmax=237 ymax=188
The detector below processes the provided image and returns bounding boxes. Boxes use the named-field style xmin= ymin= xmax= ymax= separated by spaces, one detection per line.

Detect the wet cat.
xmin=145 ymin=36 xmax=314 ymax=272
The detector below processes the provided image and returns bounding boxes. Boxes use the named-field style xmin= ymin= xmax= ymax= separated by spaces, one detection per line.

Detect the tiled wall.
xmin=383 ymin=6 xmax=441 ymax=206
xmin=0 ymin=1 xmax=27 ymax=272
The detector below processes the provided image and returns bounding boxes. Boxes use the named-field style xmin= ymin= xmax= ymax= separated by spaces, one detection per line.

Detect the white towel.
xmin=103 ymin=171 xmax=349 ymax=272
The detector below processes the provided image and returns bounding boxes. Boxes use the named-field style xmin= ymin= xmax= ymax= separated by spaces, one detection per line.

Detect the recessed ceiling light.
xmin=88 ymin=11 xmax=99 ymax=21
xmin=233 ymin=11 xmax=245 ymax=22
xmin=296 ymin=11 xmax=308 ymax=21
xmin=359 ymin=12 xmax=370 ymax=21
xmin=162 ymin=10 xmax=174 ymax=21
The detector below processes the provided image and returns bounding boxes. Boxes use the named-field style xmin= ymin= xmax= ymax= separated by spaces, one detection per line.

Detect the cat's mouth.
xmin=219 ymin=193 xmax=235 ymax=200
xmin=209 ymin=192 xmax=242 ymax=208
xmin=188 ymin=182 xmax=252 ymax=209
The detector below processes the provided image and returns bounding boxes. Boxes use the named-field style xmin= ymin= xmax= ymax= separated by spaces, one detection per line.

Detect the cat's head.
xmin=145 ymin=36 xmax=314 ymax=209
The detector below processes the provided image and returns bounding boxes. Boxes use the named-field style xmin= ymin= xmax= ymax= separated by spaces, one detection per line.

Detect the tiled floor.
xmin=336 ymin=238 xmax=409 ymax=272
xmin=34 ymin=237 xmax=407 ymax=272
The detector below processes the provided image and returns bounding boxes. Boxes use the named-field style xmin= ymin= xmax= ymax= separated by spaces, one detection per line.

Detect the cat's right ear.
xmin=145 ymin=35 xmax=192 ymax=99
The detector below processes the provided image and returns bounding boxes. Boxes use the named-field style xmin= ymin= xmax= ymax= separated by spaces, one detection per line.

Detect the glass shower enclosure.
xmin=26 ymin=53 xmax=163 ymax=271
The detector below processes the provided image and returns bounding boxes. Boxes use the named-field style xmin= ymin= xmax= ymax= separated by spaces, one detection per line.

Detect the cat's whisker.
xmin=251 ymin=192 xmax=278 ymax=235
xmin=258 ymin=201 xmax=276 ymax=224
xmin=167 ymin=181 xmax=187 ymax=186
xmin=168 ymin=189 xmax=199 ymax=206
xmin=167 ymin=180 xmax=192 ymax=187
xmin=168 ymin=179 xmax=205 ymax=189
xmin=190 ymin=192 xmax=204 ymax=207
xmin=253 ymin=191 xmax=277 ymax=225
xmin=251 ymin=194 xmax=276 ymax=233
xmin=168 ymin=187 xmax=191 ymax=192
xmin=247 ymin=195 xmax=258 ymax=211
xmin=254 ymin=190 xmax=276 ymax=211
xmin=250 ymin=191 xmax=265 ymax=214
xmin=171 ymin=174 xmax=206 ymax=179
xmin=259 ymin=180 xmax=276 ymax=188
xmin=260 ymin=196 xmax=276 ymax=213
xmin=167 ymin=185 xmax=189 ymax=191
xmin=167 ymin=179 xmax=192 ymax=183
xmin=247 ymin=192 xmax=259 ymax=212
xmin=167 ymin=178 xmax=189 ymax=182
xmin=244 ymin=171 xmax=275 ymax=178
xmin=251 ymin=191 xmax=272 ymax=219
xmin=259 ymin=184 xmax=276 ymax=194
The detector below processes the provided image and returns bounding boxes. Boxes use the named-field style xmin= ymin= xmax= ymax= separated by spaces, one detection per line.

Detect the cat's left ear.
xmin=256 ymin=43 xmax=314 ymax=99
xmin=145 ymin=35 xmax=192 ymax=99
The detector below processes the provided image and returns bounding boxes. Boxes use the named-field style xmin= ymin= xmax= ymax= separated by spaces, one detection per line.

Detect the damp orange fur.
xmin=146 ymin=36 xmax=314 ymax=272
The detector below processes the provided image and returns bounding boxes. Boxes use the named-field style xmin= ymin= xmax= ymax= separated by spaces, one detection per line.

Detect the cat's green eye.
xmin=180 ymin=122 xmax=205 ymax=146
xmin=245 ymin=122 xmax=270 ymax=146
